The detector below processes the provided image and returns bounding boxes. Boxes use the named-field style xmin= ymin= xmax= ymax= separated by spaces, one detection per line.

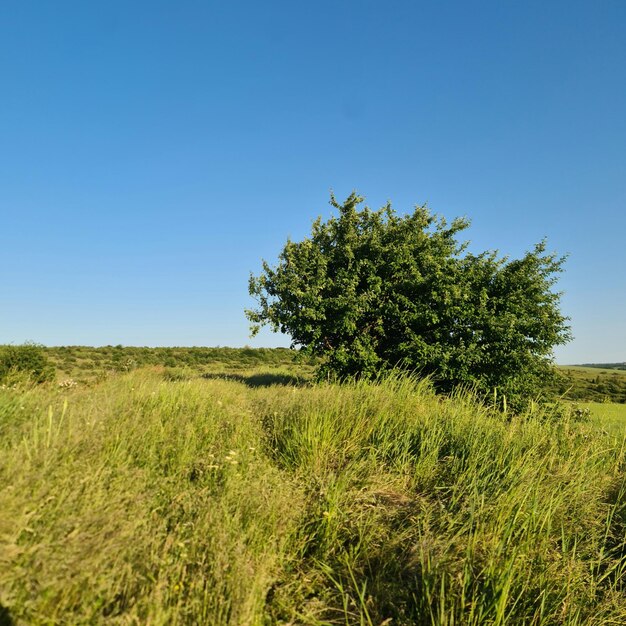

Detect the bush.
xmin=0 ymin=343 xmax=55 ymax=384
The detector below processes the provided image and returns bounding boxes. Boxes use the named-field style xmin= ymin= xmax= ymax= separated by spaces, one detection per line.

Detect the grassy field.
xmin=582 ymin=401 xmax=626 ymax=436
xmin=3 ymin=365 xmax=626 ymax=625
xmin=42 ymin=346 xmax=317 ymax=385
xmin=555 ymin=365 xmax=626 ymax=404
xmin=26 ymin=345 xmax=626 ymax=406
xmin=565 ymin=367 xmax=626 ymax=377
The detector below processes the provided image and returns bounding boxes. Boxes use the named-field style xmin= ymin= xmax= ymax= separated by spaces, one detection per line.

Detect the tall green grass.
xmin=2 ymin=370 xmax=626 ymax=624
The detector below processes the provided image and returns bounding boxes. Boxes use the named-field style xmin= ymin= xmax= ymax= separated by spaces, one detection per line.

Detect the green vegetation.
xmin=28 ymin=346 xmax=625 ymax=406
xmin=554 ymin=366 xmax=626 ymax=404
xmin=41 ymin=345 xmax=316 ymax=384
xmin=581 ymin=363 xmax=626 ymax=372
xmin=0 ymin=343 xmax=55 ymax=385
xmin=3 ymin=363 xmax=626 ymax=625
xmin=247 ymin=192 xmax=570 ymax=410
xmin=581 ymin=401 xmax=626 ymax=436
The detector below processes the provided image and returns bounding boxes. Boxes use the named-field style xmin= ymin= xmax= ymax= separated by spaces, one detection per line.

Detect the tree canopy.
xmin=246 ymin=192 xmax=571 ymax=408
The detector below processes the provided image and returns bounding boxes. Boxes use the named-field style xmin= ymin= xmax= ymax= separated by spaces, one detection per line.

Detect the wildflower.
xmin=57 ymin=379 xmax=77 ymax=389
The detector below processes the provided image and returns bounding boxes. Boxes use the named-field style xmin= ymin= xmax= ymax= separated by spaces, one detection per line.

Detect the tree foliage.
xmin=247 ymin=193 xmax=571 ymax=408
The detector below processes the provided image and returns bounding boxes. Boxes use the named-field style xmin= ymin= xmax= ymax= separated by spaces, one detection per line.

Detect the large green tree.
xmin=246 ymin=193 xmax=571 ymax=408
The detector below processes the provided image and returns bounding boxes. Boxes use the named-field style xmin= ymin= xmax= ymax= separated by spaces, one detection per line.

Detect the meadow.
xmin=583 ymin=401 xmax=626 ymax=436
xmin=2 ymin=354 xmax=626 ymax=624
xmin=553 ymin=366 xmax=626 ymax=404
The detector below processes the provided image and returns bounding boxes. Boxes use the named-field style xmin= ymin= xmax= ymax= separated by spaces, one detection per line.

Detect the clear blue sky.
xmin=1 ymin=1 xmax=624 ymax=364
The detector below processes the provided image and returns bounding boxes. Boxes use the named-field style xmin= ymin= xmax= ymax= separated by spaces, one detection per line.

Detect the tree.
xmin=246 ymin=192 xmax=571 ymax=409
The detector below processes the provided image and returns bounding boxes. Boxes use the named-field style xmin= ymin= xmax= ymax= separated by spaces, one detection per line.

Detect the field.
xmin=42 ymin=346 xmax=318 ymax=385
xmin=555 ymin=365 xmax=626 ymax=404
xmin=583 ymin=401 xmax=626 ymax=436
xmin=3 ymin=356 xmax=626 ymax=624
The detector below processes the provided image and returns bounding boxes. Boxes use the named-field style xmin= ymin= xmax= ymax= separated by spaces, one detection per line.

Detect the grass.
xmin=2 ymin=367 xmax=626 ymax=624
xmin=581 ymin=401 xmax=626 ymax=436
xmin=563 ymin=367 xmax=626 ymax=377
xmin=41 ymin=346 xmax=317 ymax=385
xmin=555 ymin=366 xmax=626 ymax=404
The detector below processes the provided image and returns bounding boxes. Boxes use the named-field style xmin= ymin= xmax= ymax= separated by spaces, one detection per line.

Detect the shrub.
xmin=0 ymin=343 xmax=55 ymax=384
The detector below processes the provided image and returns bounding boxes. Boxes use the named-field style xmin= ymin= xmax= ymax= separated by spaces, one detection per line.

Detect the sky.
xmin=1 ymin=0 xmax=624 ymax=364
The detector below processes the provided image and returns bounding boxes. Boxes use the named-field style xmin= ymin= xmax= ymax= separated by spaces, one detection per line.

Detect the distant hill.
xmin=554 ymin=364 xmax=626 ymax=403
